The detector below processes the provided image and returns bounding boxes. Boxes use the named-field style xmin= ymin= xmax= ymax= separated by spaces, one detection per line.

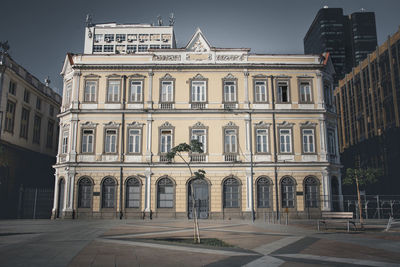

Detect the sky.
xmin=1 ymin=0 xmax=400 ymax=94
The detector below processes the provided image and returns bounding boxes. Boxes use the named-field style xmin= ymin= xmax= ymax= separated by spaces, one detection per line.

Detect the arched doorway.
xmin=188 ymin=178 xmax=209 ymax=219
xmin=57 ymin=178 xmax=65 ymax=218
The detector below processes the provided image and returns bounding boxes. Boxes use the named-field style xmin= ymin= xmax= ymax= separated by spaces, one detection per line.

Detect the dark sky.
xmin=1 ymin=0 xmax=400 ymax=93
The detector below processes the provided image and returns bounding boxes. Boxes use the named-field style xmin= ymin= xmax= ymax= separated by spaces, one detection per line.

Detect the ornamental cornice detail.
xmin=278 ymin=121 xmax=294 ymax=127
xmin=160 ymin=121 xmax=173 ymax=128
xmin=193 ymin=121 xmax=205 ymax=128
xmin=252 ymin=74 xmax=268 ymax=79
xmin=255 ymin=121 xmax=271 ymax=127
xmin=127 ymin=121 xmax=144 ymax=128
xmin=223 ymin=73 xmax=236 ymax=80
xmin=161 ymin=73 xmax=173 ymax=80
xmin=191 ymin=73 xmax=206 ymax=80
xmin=225 ymin=121 xmax=237 ymax=127
xmin=80 ymin=121 xmax=98 ymax=128
xmin=103 ymin=121 xmax=121 ymax=128
xmin=128 ymin=73 xmax=146 ymax=78
xmin=153 ymin=55 xmax=181 ymax=61
xmin=300 ymin=121 xmax=317 ymax=127
xmin=216 ymin=54 xmax=245 ymax=61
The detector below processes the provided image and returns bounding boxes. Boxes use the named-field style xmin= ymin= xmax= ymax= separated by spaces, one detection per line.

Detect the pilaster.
xmin=146 ymin=114 xmax=153 ymax=162
xmin=71 ymin=71 xmax=81 ymax=109
xmin=146 ymin=70 xmax=154 ymax=109
xmin=316 ymin=71 xmax=324 ymax=109
xmin=244 ymin=70 xmax=250 ymax=108
xmin=144 ymin=168 xmax=152 ymax=212
xmin=322 ymin=168 xmax=331 ymax=211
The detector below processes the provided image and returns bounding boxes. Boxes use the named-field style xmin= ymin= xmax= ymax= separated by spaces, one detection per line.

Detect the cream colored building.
xmin=53 ymin=27 xmax=342 ymax=220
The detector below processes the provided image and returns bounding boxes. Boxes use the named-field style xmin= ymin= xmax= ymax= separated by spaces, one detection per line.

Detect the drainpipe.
xmin=270 ymin=75 xmax=280 ymax=221
xmin=120 ymin=75 xmax=127 ymax=219
xmin=249 ymin=111 xmax=255 ymax=222
xmin=0 ymin=53 xmax=6 ymax=139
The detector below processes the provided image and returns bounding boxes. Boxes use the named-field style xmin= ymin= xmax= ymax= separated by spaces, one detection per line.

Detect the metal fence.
xmin=18 ymin=187 xmax=54 ymax=219
xmin=340 ymin=195 xmax=400 ymax=220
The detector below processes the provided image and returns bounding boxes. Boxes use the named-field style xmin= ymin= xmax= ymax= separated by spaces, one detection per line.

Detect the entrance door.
xmin=188 ymin=179 xmax=209 ymax=219
xmin=57 ymin=179 xmax=65 ymax=218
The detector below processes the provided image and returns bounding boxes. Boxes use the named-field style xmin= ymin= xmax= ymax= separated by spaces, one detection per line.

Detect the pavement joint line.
xmin=95 ymin=237 xmax=259 ymax=256
xmin=252 ymin=236 xmax=305 ymax=255
xmin=104 ymin=228 xmax=195 ymax=238
xmin=202 ymin=228 xmax=294 ymax=236
xmin=275 ymin=253 xmax=400 ymax=267
xmin=242 ymin=255 xmax=285 ymax=267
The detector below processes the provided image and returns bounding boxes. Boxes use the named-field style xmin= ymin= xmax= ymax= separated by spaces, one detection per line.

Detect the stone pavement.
xmin=0 ymin=219 xmax=399 ymax=267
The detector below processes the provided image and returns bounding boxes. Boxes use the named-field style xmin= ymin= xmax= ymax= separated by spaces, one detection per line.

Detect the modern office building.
xmin=304 ymin=7 xmax=377 ymax=82
xmin=0 ymin=51 xmax=62 ymax=218
xmin=334 ymin=28 xmax=400 ymax=194
xmin=52 ymin=23 xmax=342 ymax=220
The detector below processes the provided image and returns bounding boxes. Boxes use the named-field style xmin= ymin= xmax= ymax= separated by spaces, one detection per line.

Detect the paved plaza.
xmin=0 ymin=219 xmax=399 ymax=266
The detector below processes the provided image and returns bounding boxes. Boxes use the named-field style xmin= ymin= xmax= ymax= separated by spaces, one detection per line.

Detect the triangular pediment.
xmin=185 ymin=28 xmax=211 ymax=52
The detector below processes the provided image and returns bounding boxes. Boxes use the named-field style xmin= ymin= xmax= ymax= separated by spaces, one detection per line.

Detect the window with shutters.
xmin=128 ymin=129 xmax=141 ymax=154
xmin=223 ymin=177 xmax=240 ymax=208
xmin=281 ymin=176 xmax=295 ymax=208
xmin=102 ymin=177 xmax=116 ymax=208
xmin=302 ymin=128 xmax=315 ymax=153
xmin=277 ymin=80 xmax=290 ymax=103
xmin=129 ymin=80 xmax=143 ymax=103
xmin=304 ymin=176 xmax=319 ymax=208
xmin=82 ymin=129 xmax=95 ymax=153
xmin=254 ymin=80 xmax=267 ymax=103
xmin=279 ymin=128 xmax=292 ymax=153
xmin=299 ymin=81 xmax=312 ymax=103
xmin=84 ymin=80 xmax=97 ymax=102
xmin=78 ymin=177 xmax=92 ymax=208
xmin=257 ymin=177 xmax=271 ymax=208
xmin=107 ymin=80 xmax=120 ymax=103
xmin=256 ymin=128 xmax=269 ymax=154
xmin=104 ymin=129 xmax=117 ymax=153
xmin=126 ymin=177 xmax=141 ymax=208
xmin=157 ymin=177 xmax=174 ymax=208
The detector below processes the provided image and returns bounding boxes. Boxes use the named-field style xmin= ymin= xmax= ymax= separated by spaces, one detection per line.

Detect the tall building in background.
xmin=0 ymin=51 xmax=62 ymax=218
xmin=304 ymin=7 xmax=377 ymax=82
xmin=52 ymin=21 xmax=342 ymax=220
xmin=334 ymin=28 xmax=400 ymax=194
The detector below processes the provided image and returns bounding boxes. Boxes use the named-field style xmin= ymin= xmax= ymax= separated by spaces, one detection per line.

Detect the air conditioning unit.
xmin=116 ymin=38 xmax=122 ymax=43
xmin=163 ymin=39 xmax=168 ymax=42
xmin=139 ymin=39 xmax=144 ymax=42
xmin=127 ymin=39 xmax=133 ymax=42
xmin=105 ymin=38 xmax=111 ymax=43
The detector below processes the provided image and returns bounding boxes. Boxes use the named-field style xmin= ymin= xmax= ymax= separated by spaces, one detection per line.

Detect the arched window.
xmin=281 ymin=177 xmax=295 ymax=208
xmin=223 ymin=177 xmax=240 ymax=208
xmin=126 ymin=177 xmax=141 ymax=208
xmin=102 ymin=177 xmax=116 ymax=208
xmin=304 ymin=176 xmax=319 ymax=208
xmin=78 ymin=177 xmax=92 ymax=208
xmin=157 ymin=177 xmax=174 ymax=208
xmin=257 ymin=177 xmax=271 ymax=208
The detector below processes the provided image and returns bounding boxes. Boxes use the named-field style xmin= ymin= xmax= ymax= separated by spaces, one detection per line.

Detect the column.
xmin=56 ymin=122 xmax=64 ymax=163
xmin=244 ymin=70 xmax=250 ymax=109
xmin=245 ymin=115 xmax=251 ymax=161
xmin=64 ymin=168 xmax=76 ymax=218
xmin=316 ymin=71 xmax=324 ymax=109
xmin=334 ymin=126 xmax=340 ymax=164
xmin=69 ymin=115 xmax=78 ymax=162
xmin=337 ymin=173 xmax=344 ymax=211
xmin=51 ymin=174 xmax=59 ymax=219
xmin=246 ymin=172 xmax=253 ymax=212
xmin=145 ymin=168 xmax=152 ymax=212
xmin=319 ymin=119 xmax=328 ymax=161
xmin=72 ymin=71 xmax=81 ymax=109
xmin=146 ymin=114 xmax=153 ymax=162
xmin=146 ymin=70 xmax=154 ymax=109
xmin=322 ymin=168 xmax=331 ymax=211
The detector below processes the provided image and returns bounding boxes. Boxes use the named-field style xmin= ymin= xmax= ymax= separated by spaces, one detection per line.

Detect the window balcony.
xmin=159 ymin=154 xmax=172 ymax=162
xmin=224 ymin=153 xmax=237 ymax=162
xmin=223 ymin=103 xmax=237 ymax=109
xmin=190 ymin=154 xmax=206 ymax=162
xmin=160 ymin=103 xmax=174 ymax=109
xmin=191 ymin=103 xmax=206 ymax=109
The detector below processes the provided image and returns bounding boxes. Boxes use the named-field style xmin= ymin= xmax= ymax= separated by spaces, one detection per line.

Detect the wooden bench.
xmin=317 ymin=212 xmax=356 ymax=232
xmin=385 ymin=216 xmax=400 ymax=231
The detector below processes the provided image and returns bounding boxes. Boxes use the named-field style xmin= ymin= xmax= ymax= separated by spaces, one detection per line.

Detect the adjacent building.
xmin=0 ymin=52 xmax=62 ymax=218
xmin=335 ymin=28 xmax=400 ymax=194
xmin=304 ymin=7 xmax=377 ymax=82
xmin=52 ymin=23 xmax=342 ymax=220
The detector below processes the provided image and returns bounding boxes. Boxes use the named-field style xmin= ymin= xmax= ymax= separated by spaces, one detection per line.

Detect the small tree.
xmin=166 ymin=140 xmax=205 ymax=243
xmin=343 ymin=167 xmax=383 ymax=226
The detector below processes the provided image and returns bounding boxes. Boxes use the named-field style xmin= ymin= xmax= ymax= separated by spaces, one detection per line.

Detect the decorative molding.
xmin=254 ymin=121 xmax=271 ymax=127
xmin=106 ymin=74 xmax=122 ymax=78
xmin=153 ymin=55 xmax=181 ymax=61
xmin=61 ymin=123 xmax=70 ymax=129
xmin=225 ymin=121 xmax=237 ymax=127
xmin=128 ymin=73 xmax=146 ymax=78
xmin=192 ymin=121 xmax=205 ymax=128
xmin=160 ymin=73 xmax=173 ymax=80
xmin=252 ymin=74 xmax=268 ymax=79
xmin=278 ymin=121 xmax=294 ymax=127
xmin=80 ymin=121 xmax=98 ymax=128
xmin=160 ymin=121 xmax=173 ymax=128
xmin=103 ymin=121 xmax=121 ymax=128
xmin=223 ymin=73 xmax=236 ymax=80
xmin=216 ymin=54 xmax=245 ymax=61
xmin=192 ymin=39 xmax=207 ymax=52
xmin=83 ymin=74 xmax=101 ymax=78
xmin=192 ymin=73 xmax=206 ymax=80
xmin=127 ymin=121 xmax=144 ymax=128
xmin=300 ymin=121 xmax=317 ymax=127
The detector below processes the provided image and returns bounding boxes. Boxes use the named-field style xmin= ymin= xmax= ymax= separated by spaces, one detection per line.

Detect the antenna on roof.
xmin=44 ymin=76 xmax=51 ymax=87
xmin=360 ymin=8 xmax=366 ymax=12
xmin=169 ymin=13 xmax=175 ymax=26
xmin=157 ymin=15 xmax=163 ymax=26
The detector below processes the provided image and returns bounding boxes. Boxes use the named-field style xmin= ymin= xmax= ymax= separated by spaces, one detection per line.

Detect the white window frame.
xmin=191 ymin=128 xmax=206 ymax=153
xmin=107 ymin=80 xmax=120 ymax=103
xmin=277 ymin=81 xmax=290 ymax=103
xmin=82 ymin=129 xmax=94 ymax=153
xmin=191 ymin=81 xmax=206 ymax=102
xmin=254 ymin=80 xmax=267 ymax=102
xmin=279 ymin=128 xmax=292 ymax=153
xmin=84 ymin=80 xmax=97 ymax=102
xmin=224 ymin=81 xmax=236 ymax=102
xmin=128 ymin=129 xmax=141 ymax=154
xmin=224 ymin=129 xmax=237 ymax=153
xmin=62 ymin=131 xmax=69 ymax=154
xmin=161 ymin=81 xmax=173 ymax=103
xmin=105 ymin=129 xmax=117 ymax=153
xmin=129 ymin=80 xmax=143 ymax=102
xmin=160 ymin=129 xmax=173 ymax=153
xmin=64 ymin=82 xmax=72 ymax=106
xmin=302 ymin=129 xmax=315 ymax=153
xmin=256 ymin=128 xmax=269 ymax=153
xmin=299 ymin=81 xmax=312 ymax=103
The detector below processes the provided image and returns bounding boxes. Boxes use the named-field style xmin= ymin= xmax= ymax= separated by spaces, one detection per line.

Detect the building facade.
xmin=304 ymin=7 xmax=377 ymax=82
xmin=0 ymin=52 xmax=61 ymax=218
xmin=335 ymin=28 xmax=400 ymax=194
xmin=52 ymin=26 xmax=342 ymax=220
